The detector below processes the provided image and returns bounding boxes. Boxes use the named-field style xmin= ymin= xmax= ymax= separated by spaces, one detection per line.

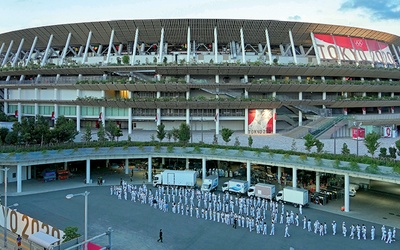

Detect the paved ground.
xmin=1 ymin=131 xmax=399 ymax=249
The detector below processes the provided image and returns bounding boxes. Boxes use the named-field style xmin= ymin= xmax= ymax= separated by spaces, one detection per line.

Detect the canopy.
xmin=28 ymin=231 xmax=60 ymax=248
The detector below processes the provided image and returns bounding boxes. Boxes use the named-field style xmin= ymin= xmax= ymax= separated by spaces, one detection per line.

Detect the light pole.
xmin=333 ymin=123 xmax=337 ymax=155
xmin=354 ymin=122 xmax=362 ymax=156
xmin=66 ymin=191 xmax=90 ymax=250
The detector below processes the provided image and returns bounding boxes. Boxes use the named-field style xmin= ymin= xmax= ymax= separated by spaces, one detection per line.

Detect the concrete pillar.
xmin=27 ymin=166 xmax=32 ymax=180
xmin=277 ymin=166 xmax=282 ymax=184
xmin=125 ymin=158 xmax=129 ymax=175
xmin=161 ymin=158 xmax=165 ymax=168
xmin=215 ymin=108 xmax=219 ymax=135
xmin=17 ymin=164 xmax=22 ymax=193
xmin=316 ymin=172 xmax=320 ymax=192
xmin=64 ymin=162 xmax=68 ymax=170
xmin=298 ymin=92 xmax=303 ymax=126
xmin=148 ymin=156 xmax=152 ymax=182
xmin=292 ymin=167 xmax=297 ymax=188
xmin=202 ymin=157 xmax=206 ymax=181
xmin=86 ymin=159 xmax=90 ymax=184
xmin=246 ymin=160 xmax=251 ymax=186
xmin=344 ymin=173 xmax=350 ymax=212
xmin=244 ymin=108 xmax=249 ymax=134
xmin=186 ymin=158 xmax=190 ymax=170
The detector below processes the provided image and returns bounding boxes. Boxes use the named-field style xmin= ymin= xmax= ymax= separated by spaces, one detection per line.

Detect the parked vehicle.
xmin=153 ymin=170 xmax=197 ymax=187
xmin=201 ymin=175 xmax=219 ymax=192
xmin=222 ymin=179 xmax=249 ymax=195
xmin=276 ymin=187 xmax=309 ymax=207
xmin=247 ymin=183 xmax=276 ymax=200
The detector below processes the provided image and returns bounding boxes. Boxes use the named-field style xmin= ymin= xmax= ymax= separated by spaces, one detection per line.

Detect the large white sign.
xmin=314 ymin=33 xmax=396 ymax=65
xmin=0 ymin=206 xmax=65 ymax=241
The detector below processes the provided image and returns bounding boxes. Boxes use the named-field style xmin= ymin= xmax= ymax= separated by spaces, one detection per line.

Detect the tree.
xmin=248 ymin=135 xmax=253 ymax=148
xmin=212 ymin=134 xmax=218 ymax=145
xmin=0 ymin=127 xmax=8 ymax=143
xmin=303 ymin=134 xmax=316 ymax=153
xmin=105 ymin=122 xmax=123 ymax=141
xmin=122 ymin=55 xmax=130 ymax=65
xmin=156 ymin=124 xmax=166 ymax=142
xmin=234 ymin=137 xmax=240 ymax=146
xmin=82 ymin=125 xmax=92 ymax=143
xmin=388 ymin=146 xmax=397 ymax=159
xmin=5 ymin=131 xmax=18 ymax=145
xmin=290 ymin=139 xmax=297 ymax=152
xmin=97 ymin=122 xmax=107 ymax=142
xmin=51 ymin=116 xmax=78 ymax=143
xmin=379 ymin=147 xmax=387 ymax=159
xmin=364 ymin=131 xmax=381 ymax=157
xmin=341 ymin=143 xmax=350 ymax=155
xmin=221 ymin=128 xmax=234 ymax=145
xmin=178 ymin=123 xmax=190 ymax=144
xmin=166 ymin=131 xmax=172 ymax=142
xmin=62 ymin=226 xmax=81 ymax=242
xmin=315 ymin=139 xmax=324 ymax=153
xmin=171 ymin=128 xmax=179 ymax=142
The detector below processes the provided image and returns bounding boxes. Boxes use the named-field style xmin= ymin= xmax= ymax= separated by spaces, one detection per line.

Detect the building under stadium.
xmin=0 ymin=19 xmax=400 ymax=139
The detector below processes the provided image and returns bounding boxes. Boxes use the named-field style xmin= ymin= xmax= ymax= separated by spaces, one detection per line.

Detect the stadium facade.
xmin=0 ymin=19 xmax=400 ymax=137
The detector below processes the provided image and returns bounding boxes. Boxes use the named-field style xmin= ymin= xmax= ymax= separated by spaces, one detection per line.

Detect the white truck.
xmin=222 ymin=179 xmax=249 ymax=195
xmin=248 ymin=183 xmax=276 ymax=200
xmin=276 ymin=187 xmax=308 ymax=207
xmin=153 ymin=170 xmax=197 ymax=187
xmin=201 ymin=175 xmax=219 ymax=192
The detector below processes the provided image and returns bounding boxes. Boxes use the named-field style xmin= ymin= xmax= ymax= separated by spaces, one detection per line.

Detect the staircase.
xmin=309 ymin=115 xmax=347 ymax=139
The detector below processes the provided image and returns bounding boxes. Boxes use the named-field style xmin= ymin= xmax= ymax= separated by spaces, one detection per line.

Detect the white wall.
xmin=58 ymin=90 xmax=78 ymax=100
xmin=80 ymin=90 xmax=102 ymax=98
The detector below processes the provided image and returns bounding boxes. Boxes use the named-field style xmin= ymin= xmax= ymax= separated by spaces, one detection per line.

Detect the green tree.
xmin=315 ymin=140 xmax=324 ymax=153
xmin=234 ymin=136 xmax=240 ymax=146
xmin=171 ymin=128 xmax=179 ymax=142
xmin=157 ymin=124 xmax=166 ymax=142
xmin=51 ymin=116 xmax=78 ymax=143
xmin=388 ymin=146 xmax=397 ymax=159
xmin=364 ymin=131 xmax=381 ymax=157
xmin=122 ymin=55 xmax=130 ymax=65
xmin=178 ymin=123 xmax=190 ymax=144
xmin=341 ymin=143 xmax=350 ymax=155
xmin=62 ymin=226 xmax=81 ymax=242
xmin=97 ymin=122 xmax=107 ymax=142
xmin=0 ymin=127 xmax=8 ymax=143
xmin=166 ymin=131 xmax=172 ymax=142
xmin=248 ymin=135 xmax=253 ymax=148
xmin=221 ymin=128 xmax=234 ymax=145
xmin=105 ymin=122 xmax=123 ymax=141
xmin=303 ymin=133 xmax=315 ymax=152
xmin=5 ymin=131 xmax=18 ymax=145
xmin=379 ymin=147 xmax=387 ymax=159
xmin=82 ymin=125 xmax=92 ymax=143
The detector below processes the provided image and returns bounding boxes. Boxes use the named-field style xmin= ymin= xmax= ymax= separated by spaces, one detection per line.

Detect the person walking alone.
xmin=157 ymin=229 xmax=163 ymax=243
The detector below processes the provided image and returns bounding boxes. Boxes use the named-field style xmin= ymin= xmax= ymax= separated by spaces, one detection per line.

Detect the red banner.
xmin=248 ymin=109 xmax=274 ymax=134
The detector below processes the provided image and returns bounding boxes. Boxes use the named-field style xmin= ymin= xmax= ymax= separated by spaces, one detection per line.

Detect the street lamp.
xmin=354 ymin=122 xmax=362 ymax=156
xmin=66 ymin=191 xmax=90 ymax=249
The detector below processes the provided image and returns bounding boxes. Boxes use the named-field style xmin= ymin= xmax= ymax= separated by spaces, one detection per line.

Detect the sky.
xmin=0 ymin=0 xmax=399 ymax=35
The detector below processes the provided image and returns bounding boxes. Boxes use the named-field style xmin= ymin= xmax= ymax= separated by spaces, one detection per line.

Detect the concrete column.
xmin=101 ymin=106 xmax=106 ymax=126
xmin=86 ymin=159 xmax=90 ymax=184
xmin=186 ymin=158 xmax=189 ymax=170
xmin=298 ymin=92 xmax=303 ymax=126
xmin=202 ymin=157 xmax=206 ymax=181
xmin=316 ymin=172 xmax=320 ymax=192
xmin=125 ymin=158 xmax=129 ymax=175
xmin=246 ymin=160 xmax=251 ymax=186
xmin=27 ymin=166 xmax=32 ymax=180
xmin=244 ymin=108 xmax=249 ymax=134
xmin=186 ymin=109 xmax=190 ymax=125
xmin=64 ymin=162 xmax=68 ymax=170
xmin=76 ymin=105 xmax=81 ymax=132
xmin=215 ymin=108 xmax=219 ymax=135
xmin=161 ymin=158 xmax=165 ymax=168
xmin=292 ymin=167 xmax=297 ymax=188
xmin=156 ymin=108 xmax=161 ymax=126
xmin=128 ymin=107 xmax=132 ymax=135
xmin=273 ymin=108 xmax=276 ymax=134
xmin=344 ymin=173 xmax=350 ymax=212
xmin=277 ymin=166 xmax=282 ymax=184
xmin=244 ymin=89 xmax=248 ymax=98
xmin=148 ymin=156 xmax=152 ymax=182
xmin=17 ymin=164 xmax=22 ymax=193
xmin=17 ymin=102 xmax=22 ymax=123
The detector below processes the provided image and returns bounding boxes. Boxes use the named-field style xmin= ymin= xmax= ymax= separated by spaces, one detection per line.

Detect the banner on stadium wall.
xmin=313 ymin=33 xmax=396 ymax=65
xmin=383 ymin=126 xmax=392 ymax=138
xmin=248 ymin=109 xmax=274 ymax=134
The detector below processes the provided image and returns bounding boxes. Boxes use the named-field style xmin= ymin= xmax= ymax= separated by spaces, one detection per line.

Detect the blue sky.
xmin=1 ymin=0 xmax=399 ymax=35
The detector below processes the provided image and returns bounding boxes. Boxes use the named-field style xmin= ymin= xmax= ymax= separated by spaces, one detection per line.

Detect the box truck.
xmin=276 ymin=187 xmax=308 ymax=207
xmin=201 ymin=175 xmax=219 ymax=192
xmin=222 ymin=179 xmax=249 ymax=195
xmin=248 ymin=183 xmax=276 ymax=200
xmin=153 ymin=170 xmax=197 ymax=187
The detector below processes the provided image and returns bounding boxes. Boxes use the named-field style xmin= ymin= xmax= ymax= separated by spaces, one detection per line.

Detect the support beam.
xmin=310 ymin=32 xmax=321 ymax=65
xmin=292 ymin=167 xmax=297 ymax=188
xmin=215 ymin=108 xmax=219 ymax=135
xmin=128 ymin=107 xmax=132 ymax=135
xmin=17 ymin=164 xmax=22 ymax=193
xmin=106 ymin=30 xmax=115 ymax=64
xmin=125 ymin=159 xmax=129 ymax=175
xmin=86 ymin=159 xmax=91 ymax=184
xmin=186 ymin=26 xmax=191 ymax=64
xmin=316 ymin=172 xmax=320 ymax=192
xmin=11 ymin=38 xmax=24 ymax=67
xmin=244 ymin=108 xmax=249 ymax=134
xmin=25 ymin=36 xmax=38 ymax=66
xmin=265 ymin=29 xmax=272 ymax=65
xmin=344 ymin=173 xmax=350 ymax=212
xmin=214 ymin=27 xmax=218 ymax=63
xmin=82 ymin=31 xmax=92 ymax=64
xmin=148 ymin=156 xmax=152 ymax=182
xmin=2 ymin=40 xmax=14 ymax=67
xmin=277 ymin=166 xmax=282 ymax=184
xmin=240 ymin=27 xmax=246 ymax=63
xmin=288 ymin=29 xmax=297 ymax=65
xmin=246 ymin=160 xmax=251 ymax=186
xmin=202 ymin=157 xmax=206 ymax=181
xmin=60 ymin=33 xmax=72 ymax=65
xmin=130 ymin=28 xmax=139 ymax=65
xmin=41 ymin=34 xmax=54 ymax=67
xmin=158 ymin=27 xmax=165 ymax=64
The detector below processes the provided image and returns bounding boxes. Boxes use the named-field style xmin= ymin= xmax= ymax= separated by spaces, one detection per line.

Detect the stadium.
xmin=0 ymin=18 xmax=400 ymax=139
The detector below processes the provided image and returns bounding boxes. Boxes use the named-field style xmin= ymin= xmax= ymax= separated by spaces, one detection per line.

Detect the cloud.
xmin=288 ymin=15 xmax=302 ymax=21
xmin=340 ymin=0 xmax=400 ymax=20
